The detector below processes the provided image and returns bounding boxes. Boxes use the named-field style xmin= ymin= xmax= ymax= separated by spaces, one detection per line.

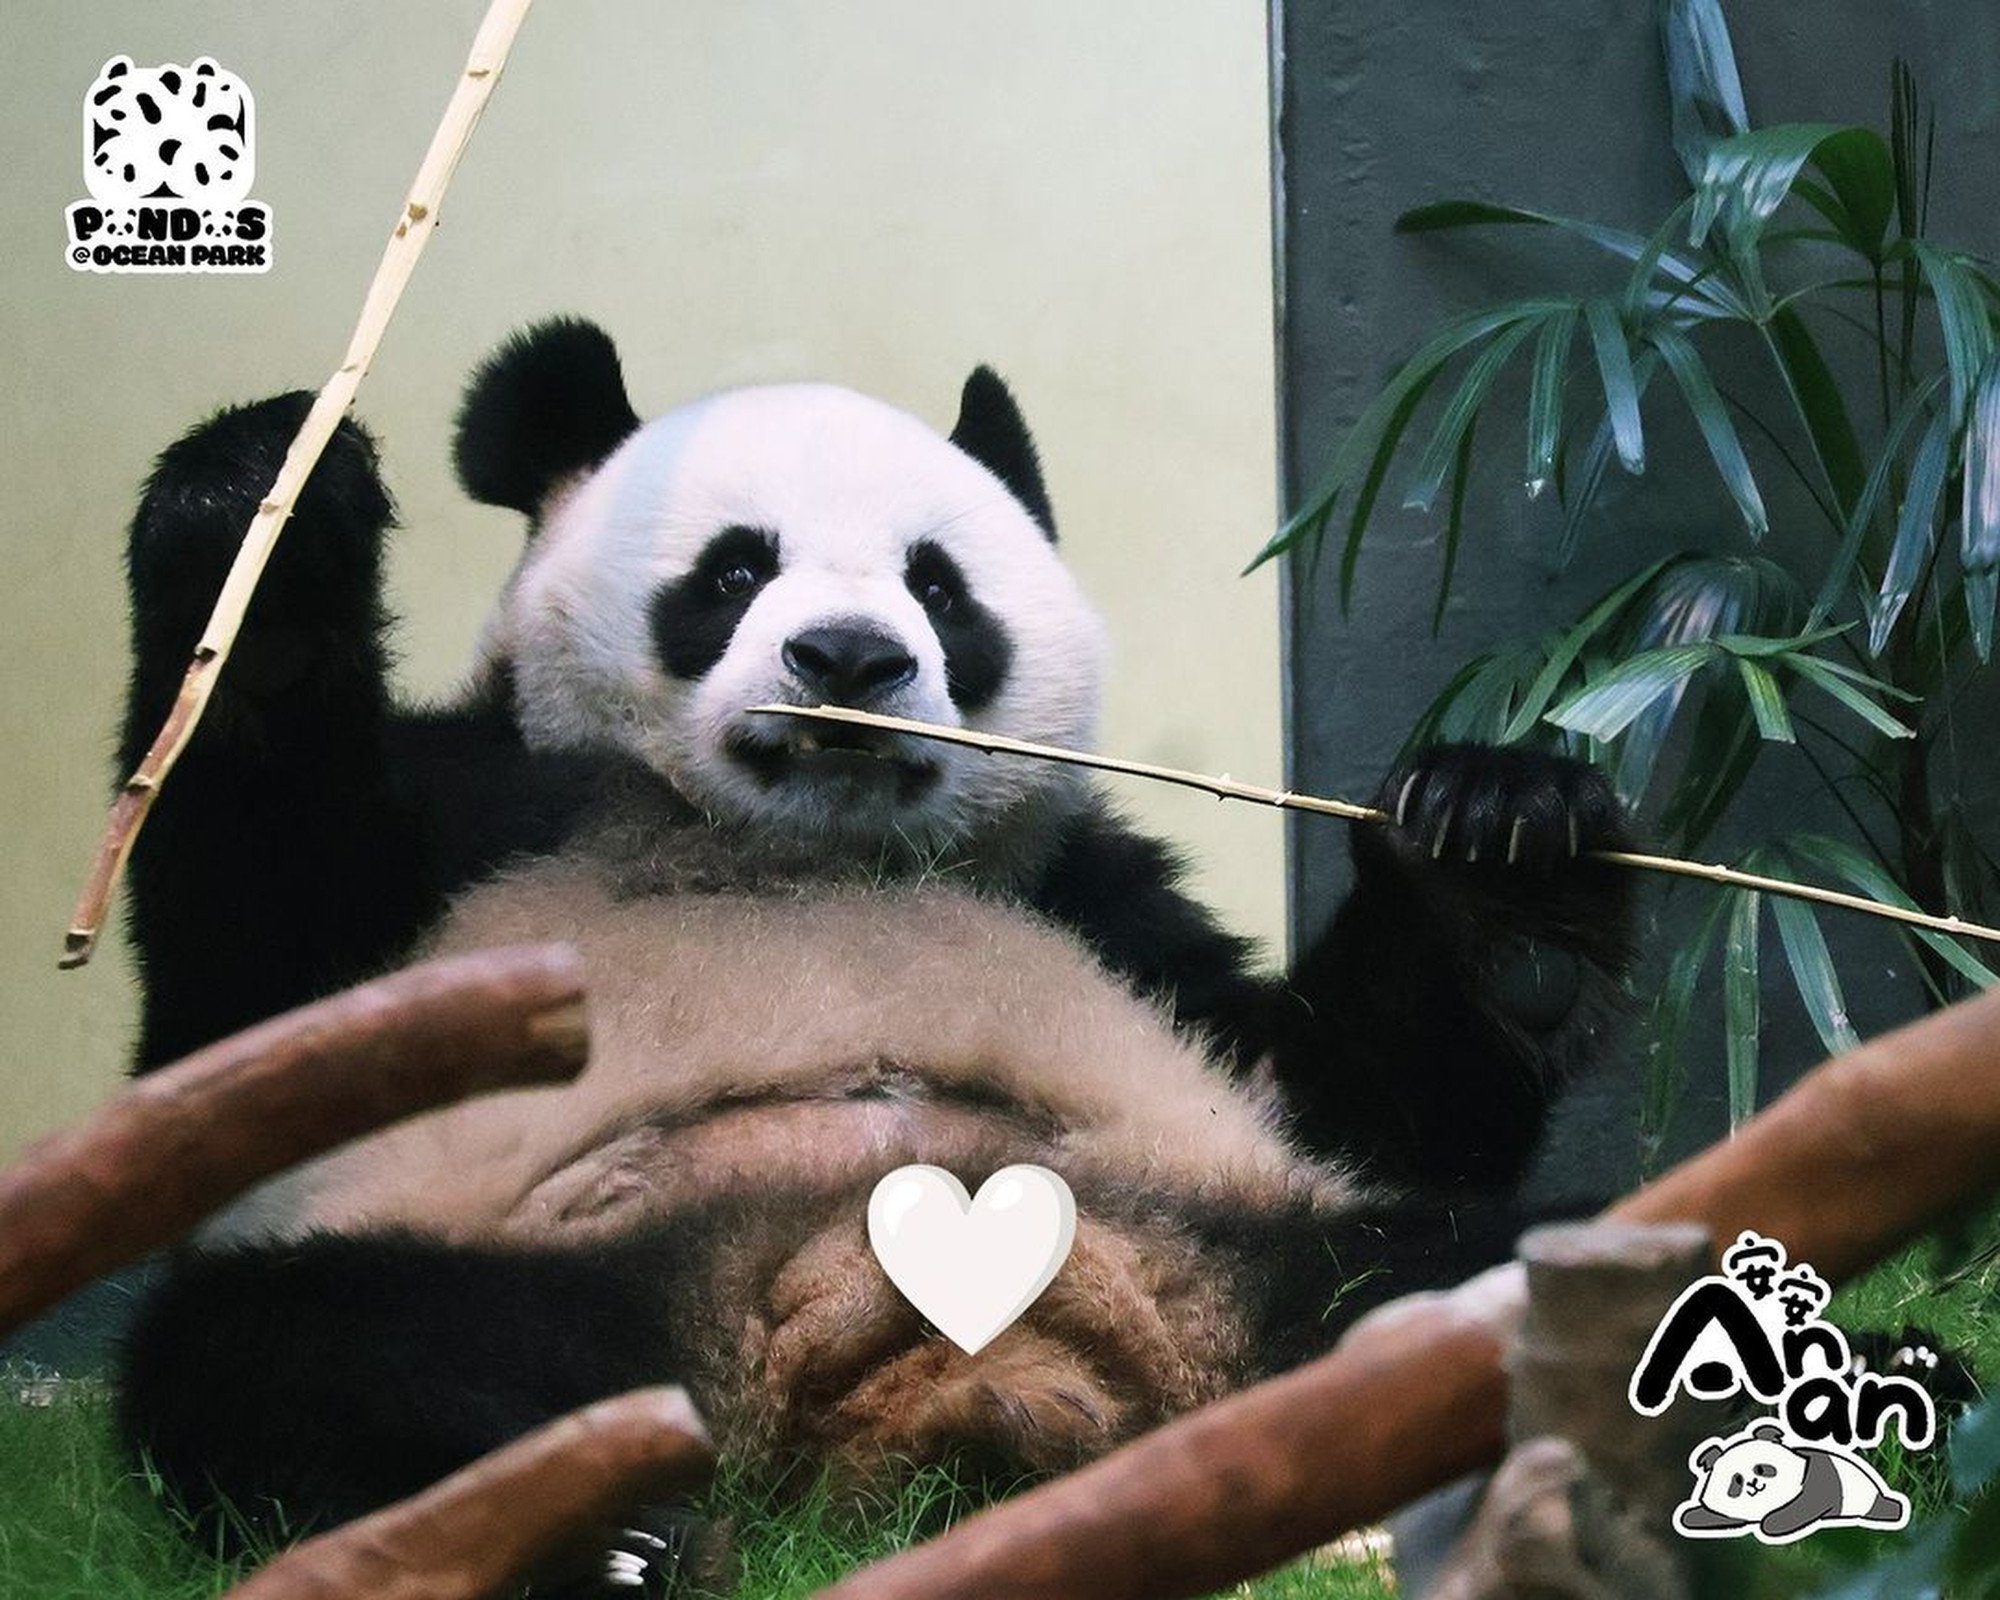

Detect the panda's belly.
xmin=239 ymin=860 xmax=1347 ymax=1247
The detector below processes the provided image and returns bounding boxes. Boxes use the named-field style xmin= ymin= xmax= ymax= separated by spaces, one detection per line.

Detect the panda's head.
xmin=455 ymin=318 xmax=1108 ymax=856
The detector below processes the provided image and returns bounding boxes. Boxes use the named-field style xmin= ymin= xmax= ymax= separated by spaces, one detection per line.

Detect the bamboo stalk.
xmin=811 ymin=981 xmax=2000 ymax=1600
xmin=749 ymin=703 xmax=2000 ymax=949
xmin=0 ymin=943 xmax=586 ymax=1339
xmin=223 ymin=1388 xmax=715 ymax=1600
xmin=60 ymin=0 xmax=537 ymax=971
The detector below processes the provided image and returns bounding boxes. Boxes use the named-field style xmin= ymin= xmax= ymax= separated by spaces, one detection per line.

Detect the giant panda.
xmin=114 ymin=318 xmax=1634 ymax=1593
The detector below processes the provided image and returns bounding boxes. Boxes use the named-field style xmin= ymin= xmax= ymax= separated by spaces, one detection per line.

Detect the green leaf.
xmin=1767 ymin=891 xmax=1860 ymax=1057
xmin=1808 ymin=373 xmax=1945 ymax=628
xmin=1660 ymin=0 xmax=1749 ymax=188
xmin=1723 ymin=889 xmax=1762 ymax=1129
xmin=1584 ymin=298 xmax=1646 ymax=474
xmin=1250 ymin=301 xmax=1569 ymax=575
xmin=1433 ymin=408 xmax=1480 ymax=633
xmin=1911 ymin=240 xmax=1997 ymax=430
xmin=1336 ymin=361 xmax=1448 ymax=609
xmin=1642 ymin=898 xmax=1728 ymax=1172
xmin=1545 ymin=641 xmax=1717 ymax=740
xmin=1785 ymin=833 xmax=1999 ymax=989
xmin=1869 ymin=408 xmax=1950 ymax=654
xmin=1786 ymin=653 xmax=1917 ymax=739
xmin=1962 ymin=351 xmax=2000 ymax=662
xmin=1808 ymin=125 xmax=1897 ymax=259
xmin=1501 ymin=557 xmax=1680 ymax=743
xmin=1690 ymin=123 xmax=1852 ymax=251
xmin=1649 ymin=324 xmax=1770 ymax=537
xmin=1525 ymin=308 xmax=1578 ymax=494
xmin=1657 ymin=676 xmax=1760 ymax=851
xmin=1768 ymin=306 xmax=1866 ymax=516
xmin=1735 ymin=657 xmax=1796 ymax=742
xmin=1403 ymin=317 xmax=1538 ymax=511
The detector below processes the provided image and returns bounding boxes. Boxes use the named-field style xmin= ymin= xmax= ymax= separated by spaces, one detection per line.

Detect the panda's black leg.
xmin=1268 ymin=744 xmax=1635 ymax=1192
xmin=119 ymin=1231 xmax=728 ymax=1594
xmin=121 ymin=395 xmax=428 ymax=1069
xmin=1194 ymin=1193 xmax=1537 ymax=1375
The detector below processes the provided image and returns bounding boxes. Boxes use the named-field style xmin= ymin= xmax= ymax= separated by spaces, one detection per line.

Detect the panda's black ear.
xmin=454 ymin=317 xmax=641 ymax=517
xmin=949 ymin=366 xmax=1056 ymax=541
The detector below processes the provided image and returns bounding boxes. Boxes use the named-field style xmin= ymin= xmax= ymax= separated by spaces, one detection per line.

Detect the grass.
xmin=0 ymin=1372 xmax=1393 ymax=1599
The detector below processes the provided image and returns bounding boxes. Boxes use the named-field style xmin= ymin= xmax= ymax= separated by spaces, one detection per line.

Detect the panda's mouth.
xmin=725 ymin=723 xmax=942 ymax=798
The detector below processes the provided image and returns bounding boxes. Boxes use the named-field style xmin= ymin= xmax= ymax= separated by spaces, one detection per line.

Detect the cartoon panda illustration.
xmin=82 ymin=56 xmax=254 ymax=206
xmin=114 ymin=318 xmax=1634 ymax=1591
xmin=1676 ymin=1422 xmax=1909 ymax=1544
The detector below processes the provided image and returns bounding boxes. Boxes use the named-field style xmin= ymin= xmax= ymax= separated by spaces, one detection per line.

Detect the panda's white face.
xmin=489 ymin=382 xmax=1108 ymax=854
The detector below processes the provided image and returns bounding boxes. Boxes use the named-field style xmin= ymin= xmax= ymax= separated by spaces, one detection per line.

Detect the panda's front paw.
xmin=1359 ymin=743 xmax=1634 ymax=971
xmin=128 ymin=392 xmax=392 ymax=643
xmin=1375 ymin=743 xmax=1628 ymax=875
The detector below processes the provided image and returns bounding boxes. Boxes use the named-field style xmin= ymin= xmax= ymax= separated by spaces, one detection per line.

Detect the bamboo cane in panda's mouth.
xmin=746 ymin=702 xmax=2000 ymax=950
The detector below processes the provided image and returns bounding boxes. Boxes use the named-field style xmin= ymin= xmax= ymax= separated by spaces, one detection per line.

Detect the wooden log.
xmin=222 ymin=1387 xmax=715 ymax=1600
xmin=0 ymin=943 xmax=587 ymax=1338
xmin=812 ymin=982 xmax=2000 ymax=1600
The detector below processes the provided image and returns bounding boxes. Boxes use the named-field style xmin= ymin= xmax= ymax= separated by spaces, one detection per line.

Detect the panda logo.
xmin=1675 ymin=1422 xmax=1909 ymax=1544
xmin=83 ymin=56 xmax=254 ymax=206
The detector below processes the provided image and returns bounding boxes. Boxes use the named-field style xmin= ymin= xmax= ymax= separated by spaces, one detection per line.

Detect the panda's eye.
xmin=716 ymin=564 xmax=760 ymax=598
xmin=918 ymin=579 xmax=954 ymax=615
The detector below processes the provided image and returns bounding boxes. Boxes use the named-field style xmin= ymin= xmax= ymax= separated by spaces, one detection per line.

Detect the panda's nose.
xmin=782 ymin=623 xmax=918 ymax=704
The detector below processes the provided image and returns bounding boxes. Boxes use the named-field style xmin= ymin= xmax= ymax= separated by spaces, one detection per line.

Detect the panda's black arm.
xmin=120 ymin=395 xmax=603 ymax=1070
xmin=1258 ymin=745 xmax=1634 ymax=1192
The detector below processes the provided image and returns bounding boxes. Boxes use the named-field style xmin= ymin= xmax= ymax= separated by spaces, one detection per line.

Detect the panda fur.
xmin=115 ymin=318 xmax=1634 ymax=1575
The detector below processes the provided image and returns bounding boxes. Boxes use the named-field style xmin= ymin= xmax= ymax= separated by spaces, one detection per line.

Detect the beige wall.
xmin=0 ymin=3 xmax=1280 ymax=1161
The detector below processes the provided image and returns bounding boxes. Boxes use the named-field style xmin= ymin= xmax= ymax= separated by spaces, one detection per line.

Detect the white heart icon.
xmin=867 ymin=1164 xmax=1077 ymax=1355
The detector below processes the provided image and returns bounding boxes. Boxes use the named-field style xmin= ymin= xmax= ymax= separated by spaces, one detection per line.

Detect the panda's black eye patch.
xmin=904 ymin=540 xmax=1011 ymax=712
xmin=651 ymin=525 xmax=780 ymax=681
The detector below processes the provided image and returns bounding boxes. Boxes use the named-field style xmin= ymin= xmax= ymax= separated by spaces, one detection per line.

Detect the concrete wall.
xmin=0 ymin=3 xmax=1281 ymax=1162
xmin=1275 ymin=2 xmax=2000 ymax=1183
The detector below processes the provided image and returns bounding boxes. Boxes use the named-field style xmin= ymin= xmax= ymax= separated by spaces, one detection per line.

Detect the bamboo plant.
xmin=1255 ymin=0 xmax=2000 ymax=1164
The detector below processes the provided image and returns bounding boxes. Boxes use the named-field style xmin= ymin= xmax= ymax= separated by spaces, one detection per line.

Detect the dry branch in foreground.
xmin=223 ymin=1387 xmax=715 ymax=1600
xmin=0 ymin=942 xmax=586 ymax=1339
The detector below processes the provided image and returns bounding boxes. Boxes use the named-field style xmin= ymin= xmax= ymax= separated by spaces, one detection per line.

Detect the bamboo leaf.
xmin=1643 ymin=897 xmax=1729 ymax=1172
xmin=1650 ymin=324 xmax=1770 ymax=537
xmin=1690 ymin=124 xmax=1850 ymax=251
xmin=1808 ymin=125 xmax=1897 ymax=260
xmin=1868 ymin=407 xmax=1950 ymax=654
xmin=1501 ymin=557 xmax=1680 ymax=742
xmin=1962 ymin=350 xmax=2000 ymax=662
xmin=1723 ymin=889 xmax=1762 ymax=1129
xmin=1337 ymin=361 xmax=1447 ymax=610
xmin=1585 ymin=298 xmax=1646 ymax=474
xmin=1911 ymin=241 xmax=1997 ymax=430
xmin=1545 ymin=641 xmax=1717 ymax=740
xmin=1432 ymin=408 xmax=1481 ymax=633
xmin=1784 ymin=833 xmax=1999 ymax=988
xmin=1525 ymin=308 xmax=1578 ymax=494
xmin=1785 ymin=654 xmax=1917 ymax=739
xmin=1766 ymin=890 xmax=1861 ymax=1057
xmin=1807 ymin=373 xmax=1945 ymax=628
xmin=1735 ymin=657 xmax=1796 ymax=742
xmin=1657 ymin=677 xmax=1760 ymax=851
xmin=1661 ymin=0 xmax=1750 ymax=188
xmin=1403 ymin=317 xmax=1538 ymax=512
xmin=1768 ymin=306 xmax=1865 ymax=516
xmin=1250 ymin=302 xmax=1569 ymax=574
